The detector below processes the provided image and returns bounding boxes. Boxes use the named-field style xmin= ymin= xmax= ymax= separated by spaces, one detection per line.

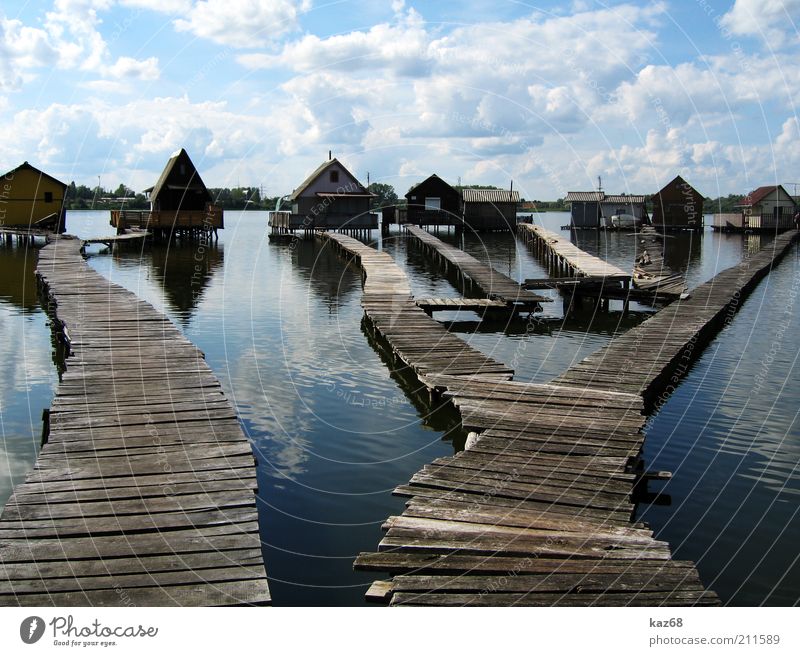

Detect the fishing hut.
xmin=0 ymin=162 xmax=67 ymax=242
xmin=270 ymin=154 xmax=376 ymax=237
xmin=110 ymin=148 xmax=223 ymax=239
xmin=712 ymin=185 xmax=796 ymax=232
xmin=461 ymin=187 xmax=519 ymax=232
xmin=566 ymin=183 xmax=647 ymax=229
xmin=650 ymin=175 xmax=704 ymax=231
xmin=405 ymin=174 xmax=462 ymax=228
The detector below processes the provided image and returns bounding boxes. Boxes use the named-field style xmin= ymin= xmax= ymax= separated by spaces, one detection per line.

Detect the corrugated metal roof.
xmin=565 ymin=191 xmax=646 ymax=204
xmin=462 ymin=188 xmax=519 ymax=203
xmin=603 ymin=194 xmax=646 ymax=204
xmin=565 ymin=191 xmax=604 ymax=202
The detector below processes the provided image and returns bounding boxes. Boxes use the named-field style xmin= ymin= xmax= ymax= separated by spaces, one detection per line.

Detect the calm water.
xmin=0 ymin=211 xmax=796 ymax=605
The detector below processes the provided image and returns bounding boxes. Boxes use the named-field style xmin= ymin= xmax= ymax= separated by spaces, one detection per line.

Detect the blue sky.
xmin=1 ymin=0 xmax=799 ymax=199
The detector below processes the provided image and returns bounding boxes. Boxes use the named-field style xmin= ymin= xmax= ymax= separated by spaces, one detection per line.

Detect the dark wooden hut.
xmin=405 ymin=174 xmax=461 ymax=226
xmin=651 ymin=176 xmax=704 ymax=230
xmin=461 ymin=188 xmax=519 ymax=231
xmin=111 ymin=148 xmax=223 ymax=238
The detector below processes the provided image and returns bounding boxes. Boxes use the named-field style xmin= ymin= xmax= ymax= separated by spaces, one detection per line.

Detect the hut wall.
xmin=0 ymin=168 xmax=66 ymax=230
xmin=570 ymin=201 xmax=600 ymax=228
xmin=462 ymin=203 xmax=516 ymax=231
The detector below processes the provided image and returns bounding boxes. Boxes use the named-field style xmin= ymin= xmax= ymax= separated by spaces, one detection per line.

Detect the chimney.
xmin=328 ymin=150 xmax=332 ymax=160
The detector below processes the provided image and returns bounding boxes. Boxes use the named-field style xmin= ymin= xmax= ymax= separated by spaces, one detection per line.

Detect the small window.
xmin=44 ymin=192 xmax=53 ymax=203
xmin=180 ymin=164 xmax=186 ymax=175
xmin=425 ymin=197 xmax=441 ymax=211
xmin=330 ymin=170 xmax=339 ymax=183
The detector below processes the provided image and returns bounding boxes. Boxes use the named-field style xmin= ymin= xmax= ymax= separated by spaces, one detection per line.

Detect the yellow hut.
xmin=0 ymin=162 xmax=67 ymax=233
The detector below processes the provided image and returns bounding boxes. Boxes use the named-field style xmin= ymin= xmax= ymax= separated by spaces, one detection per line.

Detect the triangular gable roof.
xmin=0 ymin=161 xmax=67 ymax=190
xmin=406 ymin=173 xmax=456 ymax=196
xmin=655 ymin=175 xmax=702 ymax=198
xmin=289 ymin=158 xmax=371 ymax=201
xmin=145 ymin=149 xmax=210 ymax=200
xmin=741 ymin=185 xmax=794 ymax=207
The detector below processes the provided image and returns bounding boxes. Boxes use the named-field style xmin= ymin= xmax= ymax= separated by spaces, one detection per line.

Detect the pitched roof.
xmin=145 ymin=148 xmax=210 ymax=202
xmin=462 ymin=188 xmax=520 ymax=203
xmin=655 ymin=175 xmax=702 ymax=197
xmin=0 ymin=161 xmax=67 ymax=190
xmin=289 ymin=158 xmax=370 ymax=201
xmin=603 ymin=194 xmax=646 ymax=204
xmin=406 ymin=173 xmax=456 ymax=196
xmin=741 ymin=185 xmax=794 ymax=207
xmin=565 ymin=191 xmax=604 ymax=202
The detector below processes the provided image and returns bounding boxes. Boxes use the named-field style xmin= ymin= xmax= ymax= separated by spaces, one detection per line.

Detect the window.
xmin=180 ymin=164 xmax=186 ymax=175
xmin=44 ymin=192 xmax=53 ymax=203
xmin=330 ymin=170 xmax=339 ymax=183
xmin=425 ymin=197 xmax=441 ymax=211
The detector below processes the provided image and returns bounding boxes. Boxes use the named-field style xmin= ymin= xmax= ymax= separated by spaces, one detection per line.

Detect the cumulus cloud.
xmin=720 ymin=0 xmax=800 ymax=47
xmin=174 ymin=0 xmax=310 ymax=47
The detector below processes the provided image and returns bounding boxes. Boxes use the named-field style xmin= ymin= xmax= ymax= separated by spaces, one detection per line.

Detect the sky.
xmin=1 ymin=0 xmax=799 ymax=200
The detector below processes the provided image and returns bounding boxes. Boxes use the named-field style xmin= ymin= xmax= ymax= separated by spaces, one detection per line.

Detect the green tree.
xmin=368 ymin=182 xmax=398 ymax=208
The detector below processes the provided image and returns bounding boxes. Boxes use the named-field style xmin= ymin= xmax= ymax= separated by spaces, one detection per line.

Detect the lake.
xmin=0 ymin=210 xmax=797 ymax=605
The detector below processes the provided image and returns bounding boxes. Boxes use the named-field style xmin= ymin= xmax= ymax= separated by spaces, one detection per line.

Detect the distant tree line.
xmin=67 ymin=180 xmax=745 ymax=214
xmin=64 ymin=181 xmax=281 ymax=210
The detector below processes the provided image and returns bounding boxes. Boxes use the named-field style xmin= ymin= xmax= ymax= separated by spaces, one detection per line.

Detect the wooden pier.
xmin=415 ymin=297 xmax=510 ymax=314
xmin=348 ymin=228 xmax=798 ymax=605
xmin=317 ymin=231 xmax=716 ymax=605
xmin=405 ymin=225 xmax=548 ymax=309
xmin=518 ymin=223 xmax=631 ymax=282
xmin=0 ymin=236 xmax=269 ymax=606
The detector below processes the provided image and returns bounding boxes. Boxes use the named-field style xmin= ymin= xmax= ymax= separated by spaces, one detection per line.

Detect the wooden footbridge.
xmin=518 ymin=224 xmax=631 ymax=283
xmin=324 ymin=228 xmax=798 ymax=606
xmin=0 ymin=236 xmax=269 ymax=606
xmin=405 ymin=225 xmax=548 ymax=310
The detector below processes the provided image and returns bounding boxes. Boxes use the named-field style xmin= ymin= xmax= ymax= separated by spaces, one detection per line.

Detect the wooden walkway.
xmin=318 ymin=231 xmax=719 ymax=606
xmin=0 ymin=236 xmax=270 ymax=606
xmin=518 ymin=224 xmax=631 ymax=282
xmin=405 ymin=225 xmax=548 ymax=308
xmin=320 ymin=233 xmax=514 ymax=386
xmin=555 ymin=229 xmax=799 ymax=398
xmin=415 ymin=298 xmax=509 ymax=313
xmin=632 ymin=227 xmax=686 ymax=299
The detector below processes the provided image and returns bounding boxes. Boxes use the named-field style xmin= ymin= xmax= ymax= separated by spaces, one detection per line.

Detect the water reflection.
xmin=103 ymin=241 xmax=224 ymax=323
xmin=0 ymin=242 xmax=40 ymax=312
xmin=292 ymin=238 xmax=359 ymax=309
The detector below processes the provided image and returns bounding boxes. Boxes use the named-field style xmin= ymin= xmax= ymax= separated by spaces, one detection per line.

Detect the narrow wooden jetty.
xmin=415 ymin=298 xmax=509 ymax=314
xmin=0 ymin=236 xmax=269 ymax=606
xmin=405 ymin=225 xmax=548 ymax=309
xmin=518 ymin=223 xmax=631 ymax=283
xmin=320 ymin=232 xmax=514 ymax=386
xmin=82 ymin=231 xmax=151 ymax=249
xmin=351 ymin=228 xmax=798 ymax=605
xmin=318 ymin=231 xmax=716 ymax=606
xmin=631 ymin=227 xmax=686 ymax=299
xmin=556 ymin=229 xmax=799 ymax=398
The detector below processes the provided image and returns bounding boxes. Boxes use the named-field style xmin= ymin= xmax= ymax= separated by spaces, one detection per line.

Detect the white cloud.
xmin=720 ymin=0 xmax=800 ymax=46
xmin=119 ymin=0 xmax=193 ymax=12
xmin=0 ymin=14 xmax=58 ymax=90
xmin=107 ymin=55 xmax=160 ymax=80
xmin=174 ymin=0 xmax=310 ymax=48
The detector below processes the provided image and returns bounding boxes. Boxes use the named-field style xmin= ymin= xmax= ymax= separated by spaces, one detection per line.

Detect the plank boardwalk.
xmin=405 ymin=225 xmax=549 ymax=307
xmin=518 ymin=223 xmax=631 ymax=281
xmin=555 ymin=229 xmax=799 ymax=398
xmin=316 ymin=231 xmax=715 ymax=606
xmin=0 ymin=236 xmax=270 ymax=606
xmin=632 ymin=226 xmax=687 ymax=298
